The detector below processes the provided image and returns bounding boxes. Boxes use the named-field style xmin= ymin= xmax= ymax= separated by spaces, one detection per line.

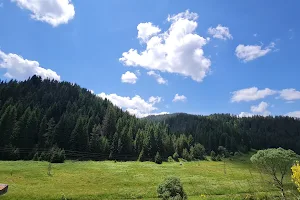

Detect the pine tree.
xmin=102 ymin=106 xmax=116 ymax=138
xmin=70 ymin=117 xmax=88 ymax=151
xmin=89 ymin=125 xmax=101 ymax=153
xmin=0 ymin=105 xmax=17 ymax=146
xmin=26 ymin=110 xmax=38 ymax=148
xmin=38 ymin=116 xmax=47 ymax=147
xmin=44 ymin=118 xmax=56 ymax=148
xmin=18 ymin=107 xmax=32 ymax=148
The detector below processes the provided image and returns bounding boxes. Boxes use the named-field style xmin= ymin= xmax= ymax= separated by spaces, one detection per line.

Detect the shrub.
xmin=39 ymin=151 xmax=50 ymax=161
xmin=210 ymin=150 xmax=216 ymax=161
xmin=218 ymin=146 xmax=229 ymax=158
xmin=38 ymin=146 xmax=66 ymax=163
xmin=49 ymin=147 xmax=66 ymax=163
xmin=155 ymin=152 xmax=163 ymax=164
xmin=216 ymin=154 xmax=222 ymax=161
xmin=182 ymin=148 xmax=191 ymax=161
xmin=192 ymin=143 xmax=205 ymax=160
xmin=157 ymin=177 xmax=187 ymax=200
xmin=138 ymin=149 xmax=145 ymax=162
xmin=173 ymin=152 xmax=179 ymax=162
xmin=168 ymin=156 xmax=174 ymax=162
xmin=292 ymin=161 xmax=300 ymax=192
xmin=234 ymin=151 xmax=241 ymax=157
xmin=33 ymin=152 xmax=39 ymax=161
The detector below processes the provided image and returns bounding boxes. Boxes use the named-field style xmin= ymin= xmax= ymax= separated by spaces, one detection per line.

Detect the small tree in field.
xmin=182 ymin=148 xmax=191 ymax=161
xmin=157 ymin=177 xmax=187 ymax=200
xmin=192 ymin=143 xmax=205 ymax=160
xmin=292 ymin=161 xmax=300 ymax=192
xmin=155 ymin=152 xmax=163 ymax=164
xmin=173 ymin=152 xmax=179 ymax=162
xmin=210 ymin=150 xmax=216 ymax=161
xmin=251 ymin=148 xmax=299 ymax=199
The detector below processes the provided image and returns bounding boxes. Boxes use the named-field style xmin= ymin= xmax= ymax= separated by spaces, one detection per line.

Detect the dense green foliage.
xmin=0 ymin=76 xmax=204 ymax=161
xmin=147 ymin=113 xmax=300 ymax=154
xmin=157 ymin=177 xmax=187 ymax=200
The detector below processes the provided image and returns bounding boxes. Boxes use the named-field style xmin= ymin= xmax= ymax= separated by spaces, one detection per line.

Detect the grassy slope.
xmin=0 ymin=155 xmax=297 ymax=200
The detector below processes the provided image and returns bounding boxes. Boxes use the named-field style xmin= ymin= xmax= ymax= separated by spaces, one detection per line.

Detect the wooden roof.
xmin=0 ymin=184 xmax=8 ymax=195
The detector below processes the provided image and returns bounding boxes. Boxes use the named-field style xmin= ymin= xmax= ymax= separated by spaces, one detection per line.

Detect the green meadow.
xmin=0 ymin=155 xmax=297 ymax=200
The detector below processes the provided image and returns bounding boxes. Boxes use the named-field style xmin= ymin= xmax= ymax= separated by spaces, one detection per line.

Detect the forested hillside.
xmin=146 ymin=113 xmax=300 ymax=154
xmin=0 ymin=76 xmax=204 ymax=161
xmin=1 ymin=76 xmax=300 ymax=162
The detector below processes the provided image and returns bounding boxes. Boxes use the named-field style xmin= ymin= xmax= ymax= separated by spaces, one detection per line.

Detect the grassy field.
xmin=0 ymin=155 xmax=297 ymax=200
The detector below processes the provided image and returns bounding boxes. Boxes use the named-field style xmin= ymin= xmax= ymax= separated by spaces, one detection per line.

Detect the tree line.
xmin=0 ymin=76 xmax=299 ymax=162
xmin=147 ymin=112 xmax=300 ymax=154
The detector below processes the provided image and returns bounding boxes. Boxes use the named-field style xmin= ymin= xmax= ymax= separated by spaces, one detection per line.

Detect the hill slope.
xmin=0 ymin=76 xmax=203 ymax=161
xmin=145 ymin=113 xmax=300 ymax=154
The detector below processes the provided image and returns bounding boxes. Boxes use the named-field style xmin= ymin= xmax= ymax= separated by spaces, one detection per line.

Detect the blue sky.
xmin=0 ymin=0 xmax=299 ymax=118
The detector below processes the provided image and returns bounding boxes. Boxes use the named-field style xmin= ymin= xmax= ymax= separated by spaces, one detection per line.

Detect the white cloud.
xmin=285 ymin=111 xmax=300 ymax=118
xmin=279 ymin=88 xmax=300 ymax=101
xmin=207 ymin=24 xmax=233 ymax=40
xmin=12 ymin=0 xmax=75 ymax=27
xmin=0 ymin=50 xmax=60 ymax=80
xmin=147 ymin=70 xmax=167 ymax=84
xmin=148 ymin=96 xmax=161 ymax=104
xmin=253 ymin=33 xmax=258 ymax=37
xmin=239 ymin=101 xmax=271 ymax=117
xmin=121 ymin=71 xmax=138 ymax=84
xmin=231 ymin=87 xmax=276 ymax=102
xmin=120 ymin=10 xmax=211 ymax=82
xmin=146 ymin=112 xmax=169 ymax=117
xmin=137 ymin=22 xmax=161 ymax=42
xmin=135 ymin=70 xmax=141 ymax=76
xmin=235 ymin=42 xmax=275 ymax=62
xmin=0 ymin=2 xmax=3 ymax=7
xmin=250 ymin=101 xmax=271 ymax=116
xmin=238 ymin=112 xmax=253 ymax=118
xmin=98 ymin=93 xmax=165 ymax=118
xmin=173 ymin=94 xmax=187 ymax=102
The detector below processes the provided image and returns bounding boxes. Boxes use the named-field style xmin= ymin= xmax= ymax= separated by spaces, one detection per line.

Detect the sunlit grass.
xmin=0 ymin=155 xmax=297 ymax=199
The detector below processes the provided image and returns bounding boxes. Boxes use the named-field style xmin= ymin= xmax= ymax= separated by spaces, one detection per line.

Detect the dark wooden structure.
xmin=0 ymin=184 xmax=8 ymax=195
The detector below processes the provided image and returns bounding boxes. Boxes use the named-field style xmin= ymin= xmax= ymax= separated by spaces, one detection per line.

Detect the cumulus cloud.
xmin=250 ymin=101 xmax=271 ymax=116
xmin=173 ymin=94 xmax=187 ymax=102
xmin=147 ymin=71 xmax=167 ymax=85
xmin=207 ymin=24 xmax=233 ymax=40
xmin=137 ymin=22 xmax=161 ymax=42
xmin=12 ymin=0 xmax=75 ymax=27
xmin=0 ymin=50 xmax=60 ymax=80
xmin=279 ymin=88 xmax=300 ymax=101
xmin=285 ymin=111 xmax=300 ymax=118
xmin=231 ymin=87 xmax=276 ymax=102
xmin=120 ymin=10 xmax=211 ymax=82
xmin=235 ymin=42 xmax=275 ymax=62
xmin=148 ymin=96 xmax=161 ymax=104
xmin=238 ymin=112 xmax=253 ymax=118
xmin=98 ymin=93 xmax=166 ymax=118
xmin=121 ymin=71 xmax=138 ymax=84
xmin=239 ymin=101 xmax=271 ymax=117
